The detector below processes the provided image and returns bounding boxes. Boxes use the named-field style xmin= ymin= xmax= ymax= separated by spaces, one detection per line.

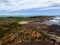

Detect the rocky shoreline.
xmin=0 ymin=16 xmax=60 ymax=45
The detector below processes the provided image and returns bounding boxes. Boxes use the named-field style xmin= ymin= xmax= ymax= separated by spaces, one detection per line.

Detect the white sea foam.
xmin=53 ymin=17 xmax=60 ymax=19
xmin=44 ymin=17 xmax=60 ymax=25
xmin=50 ymin=17 xmax=60 ymax=24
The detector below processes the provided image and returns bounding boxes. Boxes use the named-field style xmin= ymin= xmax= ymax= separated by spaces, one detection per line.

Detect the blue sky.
xmin=0 ymin=0 xmax=60 ymax=16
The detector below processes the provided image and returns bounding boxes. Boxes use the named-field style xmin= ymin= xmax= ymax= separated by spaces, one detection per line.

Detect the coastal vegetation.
xmin=0 ymin=16 xmax=60 ymax=45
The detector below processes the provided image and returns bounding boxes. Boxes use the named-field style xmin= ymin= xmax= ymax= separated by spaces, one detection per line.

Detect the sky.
xmin=0 ymin=0 xmax=60 ymax=16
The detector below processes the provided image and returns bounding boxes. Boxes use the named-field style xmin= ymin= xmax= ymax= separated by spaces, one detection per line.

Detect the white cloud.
xmin=0 ymin=0 xmax=60 ymax=11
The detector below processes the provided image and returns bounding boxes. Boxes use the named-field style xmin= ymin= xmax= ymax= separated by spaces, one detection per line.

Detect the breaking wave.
xmin=44 ymin=17 xmax=60 ymax=25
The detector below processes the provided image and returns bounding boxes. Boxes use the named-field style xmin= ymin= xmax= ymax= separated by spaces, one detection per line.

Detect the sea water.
xmin=44 ymin=17 xmax=60 ymax=25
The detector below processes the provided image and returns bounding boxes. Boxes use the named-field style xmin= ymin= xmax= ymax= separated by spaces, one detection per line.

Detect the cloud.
xmin=0 ymin=0 xmax=60 ymax=11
